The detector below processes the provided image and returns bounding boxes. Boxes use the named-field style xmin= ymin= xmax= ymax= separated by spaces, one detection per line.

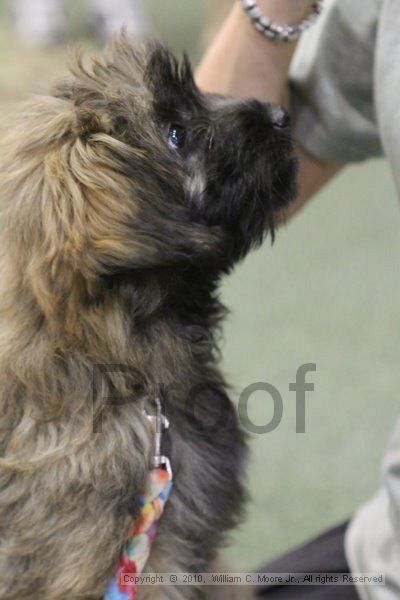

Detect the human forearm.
xmin=197 ymin=1 xmax=342 ymax=211
xmin=196 ymin=1 xmax=315 ymax=104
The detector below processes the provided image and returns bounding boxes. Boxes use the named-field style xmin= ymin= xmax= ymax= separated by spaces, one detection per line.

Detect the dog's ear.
xmin=0 ymin=96 xmax=98 ymax=326
xmin=144 ymin=43 xmax=200 ymax=112
xmin=1 ymin=94 xmax=224 ymax=326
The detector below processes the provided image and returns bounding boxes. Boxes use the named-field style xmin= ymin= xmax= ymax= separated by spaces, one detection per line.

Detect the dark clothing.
xmin=257 ymin=523 xmax=359 ymax=599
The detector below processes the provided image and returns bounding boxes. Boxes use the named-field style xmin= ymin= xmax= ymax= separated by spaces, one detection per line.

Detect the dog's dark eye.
xmin=168 ymin=125 xmax=186 ymax=149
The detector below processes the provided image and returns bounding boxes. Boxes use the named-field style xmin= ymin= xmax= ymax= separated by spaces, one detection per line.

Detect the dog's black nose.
xmin=271 ymin=107 xmax=290 ymax=129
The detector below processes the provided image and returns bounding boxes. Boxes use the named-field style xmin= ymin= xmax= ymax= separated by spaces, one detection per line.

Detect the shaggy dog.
xmin=0 ymin=36 xmax=297 ymax=599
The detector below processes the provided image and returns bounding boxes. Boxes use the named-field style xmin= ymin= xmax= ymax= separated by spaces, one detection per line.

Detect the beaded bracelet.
xmin=239 ymin=0 xmax=324 ymax=43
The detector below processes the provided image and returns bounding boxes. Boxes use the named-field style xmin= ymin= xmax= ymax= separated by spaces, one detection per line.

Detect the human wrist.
xmin=197 ymin=1 xmax=313 ymax=104
xmin=255 ymin=0 xmax=316 ymax=23
xmin=240 ymin=0 xmax=322 ymax=43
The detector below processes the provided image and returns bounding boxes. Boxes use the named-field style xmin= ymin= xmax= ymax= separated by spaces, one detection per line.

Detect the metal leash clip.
xmin=143 ymin=397 xmax=172 ymax=479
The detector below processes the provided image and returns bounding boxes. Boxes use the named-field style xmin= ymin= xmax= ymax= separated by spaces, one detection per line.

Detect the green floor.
xmin=223 ymin=159 xmax=400 ymax=568
xmin=1 ymin=0 xmax=399 ymax=571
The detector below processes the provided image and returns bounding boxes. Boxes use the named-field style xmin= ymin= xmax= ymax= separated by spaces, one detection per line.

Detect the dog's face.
xmin=144 ymin=45 xmax=297 ymax=263
xmin=2 ymin=37 xmax=297 ymax=318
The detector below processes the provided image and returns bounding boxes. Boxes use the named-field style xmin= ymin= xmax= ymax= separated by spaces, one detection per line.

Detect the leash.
xmin=104 ymin=398 xmax=173 ymax=600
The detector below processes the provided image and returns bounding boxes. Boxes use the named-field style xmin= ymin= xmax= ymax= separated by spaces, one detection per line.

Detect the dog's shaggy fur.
xmin=0 ymin=36 xmax=297 ymax=599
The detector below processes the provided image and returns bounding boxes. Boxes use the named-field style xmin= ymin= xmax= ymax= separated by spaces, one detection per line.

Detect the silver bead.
xmin=264 ymin=29 xmax=276 ymax=39
xmin=240 ymin=0 xmax=256 ymax=9
xmin=247 ymin=5 xmax=263 ymax=20
xmin=259 ymin=15 xmax=272 ymax=29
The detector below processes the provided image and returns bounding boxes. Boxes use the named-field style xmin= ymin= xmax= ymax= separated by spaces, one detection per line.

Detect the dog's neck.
xmin=0 ymin=267 xmax=223 ymax=417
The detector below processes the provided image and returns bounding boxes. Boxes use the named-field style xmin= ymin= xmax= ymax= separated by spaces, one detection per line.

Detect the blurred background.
xmin=1 ymin=0 xmax=399 ymax=571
